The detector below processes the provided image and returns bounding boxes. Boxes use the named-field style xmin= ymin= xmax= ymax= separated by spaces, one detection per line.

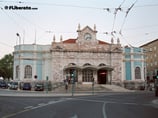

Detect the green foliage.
xmin=0 ymin=54 xmax=13 ymax=80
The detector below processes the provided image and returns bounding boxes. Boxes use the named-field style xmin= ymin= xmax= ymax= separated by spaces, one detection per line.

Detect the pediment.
xmin=112 ymin=47 xmax=122 ymax=52
xmin=82 ymin=26 xmax=94 ymax=32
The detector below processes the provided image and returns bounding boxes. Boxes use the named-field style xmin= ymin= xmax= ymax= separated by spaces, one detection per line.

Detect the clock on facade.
xmin=84 ymin=33 xmax=92 ymax=40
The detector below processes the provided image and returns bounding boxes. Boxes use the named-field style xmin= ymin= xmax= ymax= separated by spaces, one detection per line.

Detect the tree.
xmin=0 ymin=54 xmax=13 ymax=81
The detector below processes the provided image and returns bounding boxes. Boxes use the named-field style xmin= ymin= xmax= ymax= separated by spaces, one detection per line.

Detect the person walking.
xmin=65 ymin=79 xmax=68 ymax=92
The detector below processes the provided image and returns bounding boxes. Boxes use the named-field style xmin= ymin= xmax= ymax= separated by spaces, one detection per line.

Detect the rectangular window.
xmin=154 ymin=46 xmax=156 ymax=50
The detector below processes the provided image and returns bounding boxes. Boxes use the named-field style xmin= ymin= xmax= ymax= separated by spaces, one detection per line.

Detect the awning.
xmin=63 ymin=65 xmax=82 ymax=70
xmin=81 ymin=65 xmax=98 ymax=70
xmin=64 ymin=65 xmax=114 ymax=71
xmin=97 ymin=65 xmax=113 ymax=71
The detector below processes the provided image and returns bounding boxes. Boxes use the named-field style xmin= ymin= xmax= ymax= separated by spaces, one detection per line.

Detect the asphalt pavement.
xmin=0 ymin=85 xmax=158 ymax=107
xmin=0 ymin=91 xmax=158 ymax=118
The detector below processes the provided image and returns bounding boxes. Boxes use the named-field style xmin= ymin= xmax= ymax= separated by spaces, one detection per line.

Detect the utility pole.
xmin=16 ymin=33 xmax=21 ymax=81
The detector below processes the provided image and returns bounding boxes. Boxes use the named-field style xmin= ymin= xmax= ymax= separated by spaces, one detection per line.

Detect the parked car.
xmin=0 ymin=81 xmax=8 ymax=89
xmin=7 ymin=82 xmax=12 ymax=88
xmin=22 ymin=83 xmax=31 ymax=90
xmin=9 ymin=82 xmax=18 ymax=90
xmin=34 ymin=83 xmax=44 ymax=91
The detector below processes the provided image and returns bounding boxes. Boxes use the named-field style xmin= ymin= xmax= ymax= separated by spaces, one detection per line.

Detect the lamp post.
xmin=71 ymin=69 xmax=76 ymax=96
xmin=109 ymin=42 xmax=112 ymax=85
xmin=92 ymin=77 xmax=94 ymax=95
xmin=16 ymin=33 xmax=21 ymax=45
xmin=16 ymin=33 xmax=21 ymax=81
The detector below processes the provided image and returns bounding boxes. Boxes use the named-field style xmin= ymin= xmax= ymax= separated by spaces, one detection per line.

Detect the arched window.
xmin=98 ymin=63 xmax=106 ymax=66
xmin=82 ymin=69 xmax=93 ymax=82
xmin=24 ymin=65 xmax=32 ymax=78
xmin=16 ymin=65 xmax=19 ymax=78
xmin=135 ymin=67 xmax=141 ymax=79
xmin=68 ymin=63 xmax=76 ymax=66
xmin=83 ymin=63 xmax=91 ymax=66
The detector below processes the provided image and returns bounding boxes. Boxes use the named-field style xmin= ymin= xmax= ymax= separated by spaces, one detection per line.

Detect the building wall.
xmin=13 ymin=44 xmax=122 ymax=84
xmin=13 ymin=44 xmax=51 ymax=82
xmin=140 ymin=39 xmax=158 ymax=80
xmin=50 ymin=50 xmax=122 ymax=84
xmin=13 ymin=25 xmax=123 ymax=85
xmin=123 ymin=46 xmax=146 ymax=89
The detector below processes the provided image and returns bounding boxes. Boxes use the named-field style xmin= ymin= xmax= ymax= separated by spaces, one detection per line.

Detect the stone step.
xmin=53 ymin=84 xmax=132 ymax=92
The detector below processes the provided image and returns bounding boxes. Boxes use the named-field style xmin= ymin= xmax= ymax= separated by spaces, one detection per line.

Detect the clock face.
xmin=84 ymin=33 xmax=92 ymax=40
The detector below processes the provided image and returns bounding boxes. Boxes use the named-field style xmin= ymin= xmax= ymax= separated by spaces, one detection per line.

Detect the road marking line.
xmin=2 ymin=109 xmax=30 ymax=118
xmin=152 ymin=99 xmax=158 ymax=104
xmin=102 ymin=102 xmax=107 ymax=118
xmin=2 ymin=99 xmax=67 ymax=118
xmin=71 ymin=114 xmax=78 ymax=118
xmin=122 ymin=103 xmax=138 ymax=105
xmin=38 ymin=103 xmax=46 ymax=106
xmin=73 ymin=98 xmax=105 ymax=103
xmin=48 ymin=101 xmax=56 ymax=104
xmin=24 ymin=106 xmax=33 ymax=109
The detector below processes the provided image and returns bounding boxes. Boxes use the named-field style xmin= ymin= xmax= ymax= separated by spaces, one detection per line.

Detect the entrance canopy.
xmin=81 ymin=65 xmax=97 ymax=70
xmin=97 ymin=65 xmax=113 ymax=71
xmin=64 ymin=64 xmax=113 ymax=71
xmin=63 ymin=64 xmax=81 ymax=71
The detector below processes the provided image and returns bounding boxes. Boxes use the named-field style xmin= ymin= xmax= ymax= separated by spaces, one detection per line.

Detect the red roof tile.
xmin=63 ymin=39 xmax=76 ymax=43
xmin=98 ymin=40 xmax=109 ymax=44
xmin=63 ymin=39 xmax=109 ymax=45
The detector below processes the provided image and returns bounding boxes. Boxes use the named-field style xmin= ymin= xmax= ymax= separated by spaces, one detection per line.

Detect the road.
xmin=0 ymin=91 xmax=158 ymax=118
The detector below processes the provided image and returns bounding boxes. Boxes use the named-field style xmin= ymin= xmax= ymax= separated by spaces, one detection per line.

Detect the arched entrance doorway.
xmin=97 ymin=70 xmax=107 ymax=84
xmin=63 ymin=63 xmax=80 ymax=84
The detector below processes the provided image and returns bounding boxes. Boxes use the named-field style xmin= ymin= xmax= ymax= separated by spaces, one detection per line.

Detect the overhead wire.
xmin=0 ymin=40 xmax=13 ymax=48
xmin=10 ymin=10 xmax=47 ymax=31
xmin=0 ymin=2 xmax=26 ymax=47
xmin=0 ymin=0 xmax=158 ymax=47
xmin=0 ymin=1 xmax=50 ymax=45
xmin=111 ymin=0 xmax=126 ymax=32
xmin=119 ymin=0 xmax=138 ymax=36
xmin=0 ymin=0 xmax=155 ymax=33
xmin=0 ymin=6 xmax=23 ymax=30
xmin=1 ymin=0 xmax=158 ymax=9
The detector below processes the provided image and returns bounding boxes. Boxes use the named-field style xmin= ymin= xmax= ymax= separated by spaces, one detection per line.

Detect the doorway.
xmin=97 ymin=70 xmax=107 ymax=84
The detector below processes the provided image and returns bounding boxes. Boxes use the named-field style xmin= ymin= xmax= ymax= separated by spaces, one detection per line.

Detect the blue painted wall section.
xmin=125 ymin=61 xmax=131 ymax=80
xmin=124 ymin=46 xmax=145 ymax=81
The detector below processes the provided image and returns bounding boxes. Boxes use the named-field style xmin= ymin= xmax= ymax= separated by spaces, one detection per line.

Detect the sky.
xmin=0 ymin=0 xmax=158 ymax=58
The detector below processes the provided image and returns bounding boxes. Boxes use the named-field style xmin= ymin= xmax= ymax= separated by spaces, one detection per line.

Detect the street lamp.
xmin=16 ymin=33 xmax=21 ymax=45
xmin=16 ymin=33 xmax=21 ymax=81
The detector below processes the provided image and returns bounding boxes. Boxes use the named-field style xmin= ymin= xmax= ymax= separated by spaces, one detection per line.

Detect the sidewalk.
xmin=0 ymin=84 xmax=133 ymax=97
xmin=0 ymin=89 xmax=96 ymax=97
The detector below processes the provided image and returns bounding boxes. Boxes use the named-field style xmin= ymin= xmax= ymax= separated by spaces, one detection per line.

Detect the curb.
xmin=152 ymin=99 xmax=158 ymax=105
xmin=0 ymin=92 xmax=97 ymax=97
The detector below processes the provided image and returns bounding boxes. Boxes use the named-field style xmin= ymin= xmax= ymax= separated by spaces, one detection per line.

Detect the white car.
xmin=9 ymin=82 xmax=18 ymax=90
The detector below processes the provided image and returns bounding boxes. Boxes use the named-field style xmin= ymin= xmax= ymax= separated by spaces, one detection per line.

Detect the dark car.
xmin=34 ymin=83 xmax=44 ymax=91
xmin=0 ymin=81 xmax=8 ymax=88
xmin=9 ymin=82 xmax=18 ymax=90
xmin=22 ymin=83 xmax=31 ymax=90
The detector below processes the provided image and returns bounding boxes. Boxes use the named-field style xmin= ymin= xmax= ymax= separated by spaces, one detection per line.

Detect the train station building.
xmin=13 ymin=25 xmax=123 ymax=85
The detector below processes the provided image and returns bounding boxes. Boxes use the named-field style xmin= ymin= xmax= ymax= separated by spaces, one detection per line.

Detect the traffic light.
xmin=70 ymin=69 xmax=76 ymax=84
xmin=70 ymin=69 xmax=76 ymax=77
